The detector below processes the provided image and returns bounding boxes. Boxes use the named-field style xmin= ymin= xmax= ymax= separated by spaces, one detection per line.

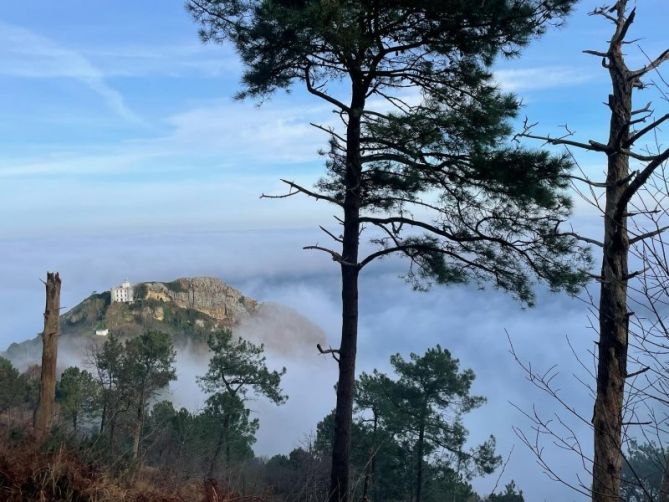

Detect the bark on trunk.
xmin=131 ymin=392 xmax=145 ymax=463
xmin=660 ymin=452 xmax=669 ymax=502
xmin=110 ymin=414 xmax=117 ymax=456
xmin=415 ymin=418 xmax=425 ymax=502
xmin=100 ymin=401 xmax=107 ymax=434
xmin=592 ymin=10 xmax=632 ymax=500
xmin=361 ymin=411 xmax=378 ymax=502
xmin=329 ymin=81 xmax=365 ymax=502
xmin=34 ymin=272 xmax=61 ymax=438
xmin=224 ymin=414 xmax=231 ymax=465
xmin=208 ymin=418 xmax=227 ymax=479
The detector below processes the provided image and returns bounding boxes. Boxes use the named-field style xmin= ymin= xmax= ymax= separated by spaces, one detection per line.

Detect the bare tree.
xmin=518 ymin=2 xmax=669 ymax=499
xmin=34 ymin=272 xmax=61 ymax=438
xmin=614 ymin=164 xmax=669 ymax=500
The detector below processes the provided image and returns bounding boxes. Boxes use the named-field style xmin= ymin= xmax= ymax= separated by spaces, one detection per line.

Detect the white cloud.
xmin=79 ymin=43 xmax=239 ymax=78
xmin=162 ymin=100 xmax=332 ymax=163
xmin=0 ymin=97 xmax=334 ymax=180
xmin=0 ymin=20 xmax=142 ymax=123
xmin=494 ymin=66 xmax=595 ymax=92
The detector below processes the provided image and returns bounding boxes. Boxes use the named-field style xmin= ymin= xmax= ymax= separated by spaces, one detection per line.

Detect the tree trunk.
xmin=132 ymin=390 xmax=146 ymax=463
xmin=34 ymin=272 xmax=61 ymax=438
xmin=329 ymin=81 xmax=365 ymax=502
xmin=224 ymin=413 xmax=231 ymax=465
xmin=660 ymin=452 xmax=669 ymax=502
xmin=100 ymin=400 xmax=107 ymax=434
xmin=110 ymin=418 xmax=115 ymax=451
xmin=361 ymin=411 xmax=378 ymax=502
xmin=208 ymin=423 xmax=226 ymax=479
xmin=592 ymin=13 xmax=632 ymax=500
xmin=415 ymin=418 xmax=425 ymax=502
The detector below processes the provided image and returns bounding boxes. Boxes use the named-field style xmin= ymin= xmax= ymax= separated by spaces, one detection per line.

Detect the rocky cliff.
xmin=138 ymin=277 xmax=258 ymax=325
xmin=3 ymin=277 xmax=325 ymax=368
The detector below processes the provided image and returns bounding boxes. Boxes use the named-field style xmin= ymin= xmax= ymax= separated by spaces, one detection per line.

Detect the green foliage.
xmin=142 ymin=399 xmax=256 ymax=478
xmin=134 ymin=283 xmax=148 ymax=300
xmin=203 ymin=392 xmax=258 ymax=462
xmin=488 ymin=481 xmax=525 ymax=502
xmin=122 ymin=330 xmax=177 ymax=399
xmin=262 ymin=446 xmax=330 ymax=501
xmin=189 ymin=0 xmax=576 ymax=98
xmin=313 ymin=346 xmax=503 ymax=501
xmin=91 ymin=331 xmax=176 ymax=463
xmin=20 ymin=364 xmax=41 ymax=410
xmin=63 ymin=291 xmax=110 ymax=328
xmin=198 ymin=330 xmax=287 ymax=474
xmin=315 ymin=408 xmax=483 ymax=502
xmin=381 ymin=346 xmax=500 ymax=480
xmin=621 ymin=440 xmax=667 ymax=502
xmin=56 ymin=367 xmax=101 ymax=432
xmin=92 ymin=333 xmax=125 ymax=436
xmin=0 ymin=357 xmax=27 ymax=412
xmin=199 ymin=330 xmax=287 ymax=404
xmin=186 ymin=0 xmax=590 ymax=304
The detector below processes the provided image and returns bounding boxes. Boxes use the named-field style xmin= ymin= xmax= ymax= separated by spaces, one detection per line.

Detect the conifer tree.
xmin=56 ymin=366 xmax=101 ymax=432
xmin=187 ymin=2 xmax=590 ymax=499
xmin=198 ymin=330 xmax=286 ymax=477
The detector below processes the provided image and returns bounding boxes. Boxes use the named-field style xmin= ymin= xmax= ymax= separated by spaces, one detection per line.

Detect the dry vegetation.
xmin=0 ymin=420 xmax=250 ymax=502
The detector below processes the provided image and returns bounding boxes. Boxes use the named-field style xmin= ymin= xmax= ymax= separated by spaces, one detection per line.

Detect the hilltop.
xmin=2 ymin=277 xmax=325 ymax=368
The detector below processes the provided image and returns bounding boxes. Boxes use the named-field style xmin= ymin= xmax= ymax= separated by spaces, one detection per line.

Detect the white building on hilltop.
xmin=111 ymin=280 xmax=134 ymax=303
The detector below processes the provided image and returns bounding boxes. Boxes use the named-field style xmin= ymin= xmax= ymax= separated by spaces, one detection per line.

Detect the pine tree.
xmin=187 ymin=2 xmax=589 ymax=499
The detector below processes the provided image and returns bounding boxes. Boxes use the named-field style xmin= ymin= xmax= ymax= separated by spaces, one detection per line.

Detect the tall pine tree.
xmin=187 ymin=1 xmax=590 ymax=499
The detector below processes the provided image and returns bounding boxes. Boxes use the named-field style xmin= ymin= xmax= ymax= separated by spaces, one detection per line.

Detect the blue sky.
xmin=0 ymin=1 xmax=668 ymax=500
xmin=0 ymin=0 xmax=665 ymax=238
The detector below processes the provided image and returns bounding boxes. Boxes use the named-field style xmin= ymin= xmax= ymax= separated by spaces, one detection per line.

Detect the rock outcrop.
xmin=137 ymin=277 xmax=258 ymax=327
xmin=2 ymin=276 xmax=325 ymax=369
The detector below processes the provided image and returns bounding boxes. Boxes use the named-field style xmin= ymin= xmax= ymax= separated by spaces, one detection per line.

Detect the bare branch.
xmin=317 ymin=343 xmax=340 ymax=363
xmin=625 ymin=113 xmax=669 ymax=147
xmin=617 ymin=150 xmax=669 ymax=217
xmin=261 ymin=179 xmax=343 ymax=207
xmin=561 ymin=232 xmax=604 ymax=248
xmin=630 ymin=48 xmax=669 ymax=79
xmin=320 ymin=225 xmax=343 ymax=243
xmin=629 ymin=225 xmax=669 ymax=245
xmin=626 ymin=367 xmax=650 ymax=379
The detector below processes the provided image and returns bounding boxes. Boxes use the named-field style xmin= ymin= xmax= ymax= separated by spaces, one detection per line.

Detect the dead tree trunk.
xmin=518 ymin=3 xmax=669 ymax=499
xmin=591 ymin=6 xmax=633 ymax=498
xmin=34 ymin=272 xmax=61 ymax=438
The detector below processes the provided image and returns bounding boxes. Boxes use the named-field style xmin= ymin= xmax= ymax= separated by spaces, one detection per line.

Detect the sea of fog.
xmin=0 ymin=229 xmax=595 ymax=501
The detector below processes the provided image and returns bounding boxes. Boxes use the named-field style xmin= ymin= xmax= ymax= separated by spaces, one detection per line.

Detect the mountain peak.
xmin=136 ymin=277 xmax=258 ymax=324
xmin=3 ymin=276 xmax=325 ymax=369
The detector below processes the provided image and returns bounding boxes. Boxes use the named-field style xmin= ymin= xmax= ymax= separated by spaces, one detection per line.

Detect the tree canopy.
xmin=187 ymin=2 xmax=588 ymax=499
xmin=56 ymin=366 xmax=101 ymax=432
xmin=188 ymin=0 xmax=589 ymax=302
xmin=0 ymin=356 xmax=27 ymax=413
xmin=356 ymin=346 xmax=499 ymax=501
xmin=198 ymin=329 xmax=286 ymax=475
